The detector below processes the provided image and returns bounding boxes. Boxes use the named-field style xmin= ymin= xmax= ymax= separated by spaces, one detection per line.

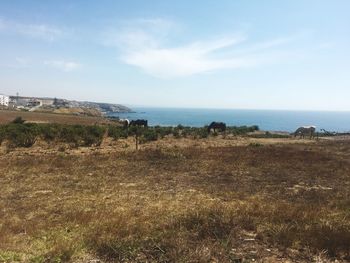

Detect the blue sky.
xmin=0 ymin=0 xmax=349 ymax=110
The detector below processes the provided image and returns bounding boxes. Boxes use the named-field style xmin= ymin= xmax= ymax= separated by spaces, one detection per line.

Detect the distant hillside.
xmin=70 ymin=100 xmax=133 ymax=113
xmin=9 ymin=96 xmax=133 ymax=114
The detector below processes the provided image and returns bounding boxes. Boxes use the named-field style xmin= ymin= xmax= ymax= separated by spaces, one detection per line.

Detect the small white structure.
xmin=0 ymin=94 xmax=9 ymax=106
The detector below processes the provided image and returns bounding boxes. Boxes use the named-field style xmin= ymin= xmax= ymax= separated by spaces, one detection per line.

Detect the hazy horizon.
xmin=1 ymin=1 xmax=350 ymax=111
xmin=4 ymin=92 xmax=350 ymax=113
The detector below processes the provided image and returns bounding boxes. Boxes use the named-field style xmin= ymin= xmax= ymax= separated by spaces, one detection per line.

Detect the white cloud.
xmin=0 ymin=18 xmax=62 ymax=41
xmin=111 ymin=18 xmax=296 ymax=78
xmin=122 ymin=38 xmax=256 ymax=78
xmin=103 ymin=18 xmax=176 ymax=49
xmin=18 ymin=24 xmax=62 ymax=41
xmin=12 ymin=57 xmax=30 ymax=68
xmin=44 ymin=60 xmax=81 ymax=72
xmin=3 ymin=57 xmax=30 ymax=69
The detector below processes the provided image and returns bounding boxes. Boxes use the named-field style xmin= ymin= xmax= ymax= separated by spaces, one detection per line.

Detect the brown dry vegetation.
xmin=0 ymin=110 xmax=109 ymax=125
xmin=0 ymin=137 xmax=350 ymax=262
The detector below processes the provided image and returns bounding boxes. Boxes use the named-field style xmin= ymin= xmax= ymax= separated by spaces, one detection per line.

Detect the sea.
xmin=108 ymin=107 xmax=350 ymax=132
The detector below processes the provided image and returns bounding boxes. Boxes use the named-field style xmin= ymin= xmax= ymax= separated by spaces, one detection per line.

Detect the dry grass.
xmin=0 ymin=138 xmax=350 ymax=262
xmin=0 ymin=110 xmax=109 ymax=125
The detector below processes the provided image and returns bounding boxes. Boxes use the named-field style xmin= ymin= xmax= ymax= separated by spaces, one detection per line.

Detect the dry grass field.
xmin=0 ymin=136 xmax=350 ymax=262
xmin=0 ymin=110 xmax=109 ymax=125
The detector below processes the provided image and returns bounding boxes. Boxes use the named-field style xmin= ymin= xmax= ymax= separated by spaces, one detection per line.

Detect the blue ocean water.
xmin=108 ymin=107 xmax=350 ymax=132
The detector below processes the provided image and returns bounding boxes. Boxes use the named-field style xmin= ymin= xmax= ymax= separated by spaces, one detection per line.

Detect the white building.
xmin=0 ymin=94 xmax=9 ymax=106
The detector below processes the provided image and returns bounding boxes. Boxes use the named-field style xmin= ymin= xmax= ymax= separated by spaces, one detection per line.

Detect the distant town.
xmin=0 ymin=93 xmax=132 ymax=117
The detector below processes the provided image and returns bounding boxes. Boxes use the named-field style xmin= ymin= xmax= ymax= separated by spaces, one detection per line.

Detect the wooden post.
xmin=135 ymin=133 xmax=139 ymax=150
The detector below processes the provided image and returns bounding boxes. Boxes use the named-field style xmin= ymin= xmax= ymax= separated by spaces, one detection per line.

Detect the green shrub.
xmin=59 ymin=125 xmax=105 ymax=147
xmin=249 ymin=142 xmax=263 ymax=147
xmin=154 ymin=126 xmax=173 ymax=138
xmin=197 ymin=127 xmax=209 ymax=138
xmin=59 ymin=125 xmax=84 ymax=147
xmin=12 ymin=116 xmax=25 ymax=124
xmin=5 ymin=123 xmax=39 ymax=148
xmin=0 ymin=123 xmax=108 ymax=148
xmin=127 ymin=126 xmax=142 ymax=137
xmin=83 ymin=125 xmax=106 ymax=146
xmin=140 ymin=129 xmax=158 ymax=143
xmin=39 ymin=124 xmax=62 ymax=142
xmin=0 ymin=126 xmax=5 ymax=145
xmin=172 ymin=128 xmax=181 ymax=138
xmin=226 ymin=125 xmax=260 ymax=135
xmin=108 ymin=125 xmax=128 ymax=140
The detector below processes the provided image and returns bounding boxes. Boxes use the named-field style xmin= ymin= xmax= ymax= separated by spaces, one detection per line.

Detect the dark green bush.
xmin=154 ymin=126 xmax=173 ymax=138
xmin=5 ymin=123 xmax=39 ymax=148
xmin=127 ymin=126 xmax=142 ymax=137
xmin=59 ymin=125 xmax=105 ymax=147
xmin=226 ymin=125 xmax=259 ymax=135
xmin=107 ymin=125 xmax=128 ymax=140
xmin=39 ymin=124 xmax=62 ymax=142
xmin=0 ymin=126 xmax=5 ymax=144
xmin=59 ymin=125 xmax=84 ymax=147
xmin=195 ymin=128 xmax=209 ymax=139
xmin=141 ymin=129 xmax=158 ymax=143
xmin=0 ymin=122 xmax=262 ymax=149
xmin=12 ymin=116 xmax=25 ymax=124
xmin=172 ymin=128 xmax=181 ymax=138
xmin=83 ymin=125 xmax=106 ymax=146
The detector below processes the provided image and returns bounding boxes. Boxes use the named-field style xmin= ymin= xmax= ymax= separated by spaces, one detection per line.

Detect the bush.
xmin=154 ymin=126 xmax=173 ymax=138
xmin=82 ymin=125 xmax=106 ymax=146
xmin=0 ymin=126 xmax=5 ymax=145
xmin=195 ymin=128 xmax=209 ymax=139
xmin=141 ymin=129 xmax=158 ymax=143
xmin=5 ymin=123 xmax=39 ymax=148
xmin=59 ymin=125 xmax=105 ymax=147
xmin=59 ymin=125 xmax=84 ymax=147
xmin=107 ymin=125 xmax=128 ymax=140
xmin=226 ymin=125 xmax=260 ymax=135
xmin=0 ymin=123 xmax=108 ymax=148
xmin=12 ymin=116 xmax=25 ymax=124
xmin=127 ymin=126 xmax=142 ymax=137
xmin=39 ymin=124 xmax=61 ymax=142
xmin=172 ymin=128 xmax=181 ymax=138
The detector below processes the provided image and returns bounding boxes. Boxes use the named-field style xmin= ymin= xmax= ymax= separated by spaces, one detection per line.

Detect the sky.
xmin=0 ymin=0 xmax=350 ymax=111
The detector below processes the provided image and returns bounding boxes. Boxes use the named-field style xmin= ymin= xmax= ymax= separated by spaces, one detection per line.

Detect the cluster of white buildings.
xmin=0 ymin=94 xmax=9 ymax=107
xmin=0 ymin=94 xmax=54 ymax=108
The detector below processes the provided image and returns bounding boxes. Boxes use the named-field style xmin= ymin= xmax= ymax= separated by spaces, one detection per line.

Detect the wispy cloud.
xmin=44 ymin=60 xmax=81 ymax=72
xmin=109 ymin=18 xmax=297 ymax=78
xmin=1 ymin=57 xmax=31 ymax=69
xmin=13 ymin=57 xmax=31 ymax=68
xmin=103 ymin=18 xmax=176 ymax=49
xmin=122 ymin=37 xmax=253 ymax=78
xmin=0 ymin=18 xmax=62 ymax=41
